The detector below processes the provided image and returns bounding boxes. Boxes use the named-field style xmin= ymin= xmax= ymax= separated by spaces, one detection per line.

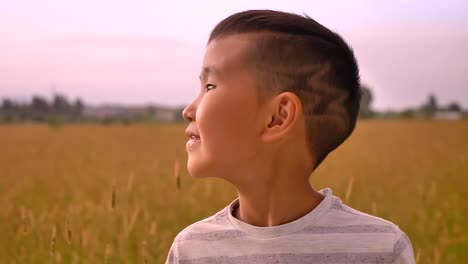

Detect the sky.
xmin=0 ymin=0 xmax=467 ymax=111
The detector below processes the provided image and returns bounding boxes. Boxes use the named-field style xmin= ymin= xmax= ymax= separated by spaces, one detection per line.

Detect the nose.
xmin=182 ymin=100 xmax=196 ymax=122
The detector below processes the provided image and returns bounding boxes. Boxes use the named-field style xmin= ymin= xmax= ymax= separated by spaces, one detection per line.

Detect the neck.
xmin=230 ymin=125 xmax=323 ymax=227
xmin=232 ymin=161 xmax=324 ymax=227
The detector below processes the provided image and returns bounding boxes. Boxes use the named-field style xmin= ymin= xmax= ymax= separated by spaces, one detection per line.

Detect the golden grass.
xmin=0 ymin=120 xmax=467 ymax=263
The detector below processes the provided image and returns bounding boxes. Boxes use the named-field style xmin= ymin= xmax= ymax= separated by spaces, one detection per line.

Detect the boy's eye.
xmin=205 ymin=84 xmax=216 ymax=92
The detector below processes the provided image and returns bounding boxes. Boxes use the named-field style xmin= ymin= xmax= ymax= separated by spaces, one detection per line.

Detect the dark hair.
xmin=209 ymin=10 xmax=361 ymax=169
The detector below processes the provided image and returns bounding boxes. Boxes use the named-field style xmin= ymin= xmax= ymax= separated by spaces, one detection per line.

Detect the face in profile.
xmin=182 ymin=34 xmax=265 ymax=182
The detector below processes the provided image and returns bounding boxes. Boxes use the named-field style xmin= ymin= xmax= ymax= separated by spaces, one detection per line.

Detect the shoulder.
xmin=166 ymin=206 xmax=240 ymax=263
xmin=322 ymin=195 xmax=415 ymax=263
xmin=172 ymin=205 xmax=237 ymax=243
xmin=328 ymin=196 xmax=401 ymax=228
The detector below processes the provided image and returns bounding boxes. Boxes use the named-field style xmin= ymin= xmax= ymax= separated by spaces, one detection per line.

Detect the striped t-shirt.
xmin=166 ymin=188 xmax=415 ymax=263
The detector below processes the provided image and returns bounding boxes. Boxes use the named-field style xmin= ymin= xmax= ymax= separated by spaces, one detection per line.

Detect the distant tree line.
xmin=0 ymin=94 xmax=84 ymax=123
xmin=359 ymin=84 xmax=375 ymax=118
xmin=1 ymin=86 xmax=465 ymax=124
xmin=0 ymin=94 xmax=186 ymax=124
xmin=358 ymin=85 xmax=465 ymax=119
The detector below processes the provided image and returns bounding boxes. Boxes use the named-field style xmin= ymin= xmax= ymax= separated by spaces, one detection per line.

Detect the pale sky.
xmin=1 ymin=0 xmax=467 ymax=110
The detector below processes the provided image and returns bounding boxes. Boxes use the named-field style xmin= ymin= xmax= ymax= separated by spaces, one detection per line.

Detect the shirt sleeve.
xmin=392 ymin=230 xmax=416 ymax=264
xmin=165 ymin=235 xmax=180 ymax=264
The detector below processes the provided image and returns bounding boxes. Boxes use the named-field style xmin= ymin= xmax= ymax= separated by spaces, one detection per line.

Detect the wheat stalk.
xmin=104 ymin=243 xmax=111 ymax=264
xmin=49 ymin=225 xmax=57 ymax=262
xmin=371 ymin=201 xmax=378 ymax=215
xmin=124 ymin=206 xmax=141 ymax=238
xmin=174 ymin=159 xmax=181 ymax=190
xmin=141 ymin=240 xmax=148 ymax=264
xmin=111 ymin=179 xmax=116 ymax=209
xmin=81 ymin=229 xmax=88 ymax=250
xmin=72 ymin=251 xmax=79 ymax=264
xmin=344 ymin=176 xmax=354 ymax=203
xmin=415 ymin=248 xmax=421 ymax=263
xmin=66 ymin=214 xmax=72 ymax=245
xmin=20 ymin=206 xmax=27 ymax=234
xmin=126 ymin=171 xmax=135 ymax=193
xmin=149 ymin=221 xmax=157 ymax=237
xmin=55 ymin=252 xmax=62 ymax=263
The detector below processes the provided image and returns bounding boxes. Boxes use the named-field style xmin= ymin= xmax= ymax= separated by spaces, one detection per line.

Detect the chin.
xmin=186 ymin=157 xmax=211 ymax=178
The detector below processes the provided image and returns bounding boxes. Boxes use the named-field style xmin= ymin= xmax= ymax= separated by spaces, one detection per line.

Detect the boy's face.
xmin=183 ymin=34 xmax=265 ymax=180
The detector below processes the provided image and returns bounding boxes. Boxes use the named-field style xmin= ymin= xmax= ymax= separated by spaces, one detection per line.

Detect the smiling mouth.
xmin=185 ymin=128 xmax=201 ymax=148
xmin=189 ymin=135 xmax=201 ymax=142
xmin=186 ymin=136 xmax=201 ymax=148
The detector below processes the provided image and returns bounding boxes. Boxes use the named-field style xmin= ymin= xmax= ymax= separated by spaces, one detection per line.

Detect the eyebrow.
xmin=199 ymin=66 xmax=220 ymax=81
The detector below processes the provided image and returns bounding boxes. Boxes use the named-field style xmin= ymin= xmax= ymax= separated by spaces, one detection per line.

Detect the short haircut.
xmin=208 ymin=10 xmax=362 ymax=169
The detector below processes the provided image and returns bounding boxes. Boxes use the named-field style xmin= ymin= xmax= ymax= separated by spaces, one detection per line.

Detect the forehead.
xmin=201 ymin=34 xmax=254 ymax=78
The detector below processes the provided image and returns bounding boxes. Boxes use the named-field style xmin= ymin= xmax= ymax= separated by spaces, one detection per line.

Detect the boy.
xmin=167 ymin=10 xmax=415 ymax=264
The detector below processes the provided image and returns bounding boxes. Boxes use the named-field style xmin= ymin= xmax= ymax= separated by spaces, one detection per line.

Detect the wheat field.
xmin=0 ymin=120 xmax=467 ymax=263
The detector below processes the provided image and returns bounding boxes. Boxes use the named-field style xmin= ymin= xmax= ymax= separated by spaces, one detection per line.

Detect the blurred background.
xmin=0 ymin=0 xmax=467 ymax=263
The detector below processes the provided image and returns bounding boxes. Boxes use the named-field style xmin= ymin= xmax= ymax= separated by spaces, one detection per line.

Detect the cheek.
xmin=198 ymin=103 xmax=232 ymax=150
xmin=197 ymin=94 xmax=258 ymax=158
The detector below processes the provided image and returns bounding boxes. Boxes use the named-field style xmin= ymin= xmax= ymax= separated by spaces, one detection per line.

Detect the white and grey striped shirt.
xmin=166 ymin=188 xmax=415 ymax=263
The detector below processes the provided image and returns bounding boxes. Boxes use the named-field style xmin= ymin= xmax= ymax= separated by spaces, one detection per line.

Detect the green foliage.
xmin=1 ymin=94 xmax=85 ymax=123
xmin=358 ymin=84 xmax=375 ymax=119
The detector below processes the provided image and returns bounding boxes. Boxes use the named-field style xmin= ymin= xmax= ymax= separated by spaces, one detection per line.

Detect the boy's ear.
xmin=261 ymin=92 xmax=301 ymax=142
